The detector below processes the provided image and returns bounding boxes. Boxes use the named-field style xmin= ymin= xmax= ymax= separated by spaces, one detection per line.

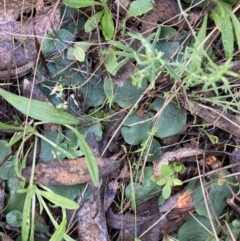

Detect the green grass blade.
xmin=21 ymin=186 xmax=36 ymax=241
xmin=0 ymin=122 xmax=25 ymax=131
xmin=215 ymin=2 xmax=234 ymax=58
xmin=50 ymin=218 xmax=67 ymax=241
xmin=37 ymin=190 xmax=79 ymax=210
xmin=64 ymin=124 xmax=99 ymax=186
xmin=0 ymin=88 xmax=80 ymax=125
xmin=226 ymin=8 xmax=240 ymax=51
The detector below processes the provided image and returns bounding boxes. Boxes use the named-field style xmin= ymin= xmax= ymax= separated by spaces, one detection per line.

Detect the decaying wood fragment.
xmin=153 ymin=148 xmax=204 ymax=178
xmin=77 ymin=182 xmax=108 ymax=241
xmin=153 ymin=147 xmax=227 ymax=178
xmin=22 ymin=157 xmax=120 ymax=185
xmin=184 ymin=100 xmax=240 ymax=138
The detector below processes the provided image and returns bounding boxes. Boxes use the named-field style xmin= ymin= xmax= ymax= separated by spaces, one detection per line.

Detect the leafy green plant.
xmin=63 ymin=0 xmax=114 ymax=40
xmin=0 ymin=86 xmax=102 ymax=240
xmin=151 ymin=163 xmax=185 ymax=200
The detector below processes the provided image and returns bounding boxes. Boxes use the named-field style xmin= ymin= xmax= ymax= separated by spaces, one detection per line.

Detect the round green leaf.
xmin=78 ymin=76 xmax=105 ymax=107
xmin=121 ymin=113 xmax=153 ymax=145
xmin=0 ymin=140 xmax=11 ymax=162
xmin=0 ymin=160 xmax=16 ymax=180
xmin=191 ymin=170 xmax=234 ymax=219
xmin=115 ymin=78 xmax=148 ymax=108
xmin=178 ymin=214 xmax=217 ymax=241
xmin=42 ymin=29 xmax=73 ymax=56
xmin=6 ymin=210 xmax=23 ymax=228
xmin=125 ymin=167 xmax=160 ymax=202
xmin=146 ymin=138 xmax=162 ymax=162
xmin=153 ymin=98 xmax=186 ymax=138
xmin=4 ymin=178 xmax=26 ymax=214
xmin=39 ymin=131 xmax=66 ymax=162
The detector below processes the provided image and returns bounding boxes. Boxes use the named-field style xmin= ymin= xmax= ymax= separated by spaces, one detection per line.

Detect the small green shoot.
xmin=151 ymin=162 xmax=185 ymax=200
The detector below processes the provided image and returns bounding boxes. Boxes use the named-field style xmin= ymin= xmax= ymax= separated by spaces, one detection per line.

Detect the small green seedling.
xmin=151 ymin=162 xmax=185 ymax=200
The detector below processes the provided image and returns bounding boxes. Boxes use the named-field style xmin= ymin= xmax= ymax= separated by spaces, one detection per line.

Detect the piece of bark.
xmin=136 ymin=197 xmax=161 ymax=241
xmin=184 ymin=100 xmax=240 ymax=138
xmin=22 ymin=157 xmax=120 ymax=185
xmin=77 ymin=182 xmax=108 ymax=241
xmin=106 ymin=208 xmax=157 ymax=230
xmin=104 ymin=179 xmax=119 ymax=212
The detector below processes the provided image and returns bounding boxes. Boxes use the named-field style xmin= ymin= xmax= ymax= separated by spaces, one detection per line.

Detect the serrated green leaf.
xmin=37 ymin=190 xmax=79 ymax=210
xmin=84 ymin=10 xmax=104 ymax=32
xmin=63 ymin=0 xmax=102 ymax=8
xmin=101 ymin=8 xmax=114 ymax=40
xmin=0 ymin=160 xmax=16 ymax=180
xmin=0 ymin=88 xmax=80 ymax=125
xmin=126 ymin=0 xmax=153 ymax=19
xmin=0 ymin=140 xmax=11 ymax=162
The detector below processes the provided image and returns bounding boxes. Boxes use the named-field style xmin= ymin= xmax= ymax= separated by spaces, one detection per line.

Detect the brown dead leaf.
xmin=177 ymin=191 xmax=193 ymax=209
xmin=22 ymin=157 xmax=120 ymax=185
xmin=206 ymin=156 xmax=222 ymax=169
